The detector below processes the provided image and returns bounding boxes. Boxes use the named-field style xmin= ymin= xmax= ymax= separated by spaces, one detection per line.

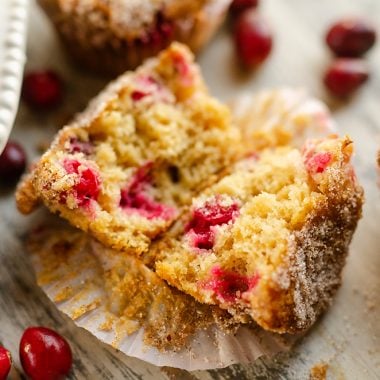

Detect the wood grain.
xmin=1 ymin=0 xmax=379 ymax=378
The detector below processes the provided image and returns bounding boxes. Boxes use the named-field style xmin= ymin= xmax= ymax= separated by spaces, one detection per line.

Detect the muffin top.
xmin=55 ymin=0 xmax=208 ymax=38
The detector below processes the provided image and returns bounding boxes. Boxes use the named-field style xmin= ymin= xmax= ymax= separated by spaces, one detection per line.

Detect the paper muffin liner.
xmin=38 ymin=0 xmax=231 ymax=76
xmin=27 ymin=218 xmax=296 ymax=371
xmin=230 ymin=88 xmax=337 ymax=153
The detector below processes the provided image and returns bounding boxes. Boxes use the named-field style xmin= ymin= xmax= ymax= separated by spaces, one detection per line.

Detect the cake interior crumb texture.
xmin=155 ymin=135 xmax=363 ymax=333
xmin=16 ymin=43 xmax=240 ymax=255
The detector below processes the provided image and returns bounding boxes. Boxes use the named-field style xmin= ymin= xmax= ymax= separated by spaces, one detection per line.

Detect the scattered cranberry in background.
xmin=20 ymin=327 xmax=73 ymax=380
xmin=324 ymin=58 xmax=369 ymax=97
xmin=234 ymin=10 xmax=273 ymax=67
xmin=229 ymin=0 xmax=259 ymax=18
xmin=22 ymin=70 xmax=63 ymax=109
xmin=0 ymin=346 xmax=12 ymax=380
xmin=326 ymin=18 xmax=376 ymax=57
xmin=0 ymin=141 xmax=27 ymax=184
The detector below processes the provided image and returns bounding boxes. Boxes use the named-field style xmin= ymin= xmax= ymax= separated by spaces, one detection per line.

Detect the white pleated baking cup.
xmin=27 ymin=218 xmax=296 ymax=371
xmin=230 ymin=87 xmax=337 ymax=148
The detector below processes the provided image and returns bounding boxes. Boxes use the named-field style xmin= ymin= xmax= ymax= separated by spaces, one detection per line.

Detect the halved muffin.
xmin=154 ymin=136 xmax=363 ymax=333
xmin=16 ymin=43 xmax=240 ymax=255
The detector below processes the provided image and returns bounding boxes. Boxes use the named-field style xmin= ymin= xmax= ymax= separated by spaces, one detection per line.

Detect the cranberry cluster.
xmin=228 ymin=1 xmax=377 ymax=98
xmin=324 ymin=18 xmax=376 ymax=97
xmin=0 ymin=326 xmax=72 ymax=379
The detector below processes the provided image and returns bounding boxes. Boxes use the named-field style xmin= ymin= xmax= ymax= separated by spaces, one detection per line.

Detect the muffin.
xmin=38 ymin=0 xmax=232 ymax=76
xmin=16 ymin=43 xmax=240 ymax=255
xmin=154 ymin=136 xmax=363 ymax=333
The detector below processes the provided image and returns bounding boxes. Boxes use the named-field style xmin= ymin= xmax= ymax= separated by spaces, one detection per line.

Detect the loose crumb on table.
xmin=309 ymin=362 xmax=328 ymax=380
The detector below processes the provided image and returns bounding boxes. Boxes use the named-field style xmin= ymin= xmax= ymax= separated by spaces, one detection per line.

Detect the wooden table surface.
xmin=1 ymin=0 xmax=379 ymax=379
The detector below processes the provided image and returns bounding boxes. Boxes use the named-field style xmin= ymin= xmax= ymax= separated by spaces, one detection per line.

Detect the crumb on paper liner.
xmin=26 ymin=219 xmax=296 ymax=371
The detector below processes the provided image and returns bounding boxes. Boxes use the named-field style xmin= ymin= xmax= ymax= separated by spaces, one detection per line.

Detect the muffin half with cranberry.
xmin=38 ymin=0 xmax=231 ymax=76
xmin=154 ymin=135 xmax=363 ymax=333
xmin=16 ymin=43 xmax=240 ymax=255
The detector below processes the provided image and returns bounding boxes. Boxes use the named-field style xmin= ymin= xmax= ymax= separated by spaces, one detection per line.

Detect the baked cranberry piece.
xmin=131 ymin=90 xmax=148 ymax=101
xmin=189 ymin=201 xmax=239 ymax=231
xmin=171 ymin=51 xmax=194 ymax=85
xmin=186 ymin=197 xmax=239 ymax=250
xmin=68 ymin=138 xmax=93 ymax=155
xmin=131 ymin=76 xmax=166 ymax=102
xmin=22 ymin=70 xmax=63 ymax=109
xmin=158 ymin=20 xmax=174 ymax=39
xmin=326 ymin=18 xmax=376 ymax=57
xmin=62 ymin=159 xmax=101 ymax=207
xmin=0 ymin=141 xmax=27 ymax=184
xmin=0 ymin=346 xmax=12 ymax=380
xmin=324 ymin=58 xmax=369 ymax=97
xmin=120 ymin=189 xmax=174 ymax=220
xmin=234 ymin=10 xmax=273 ymax=67
xmin=120 ymin=164 xmax=175 ymax=220
xmin=305 ymin=152 xmax=332 ymax=174
xmin=19 ymin=327 xmax=72 ymax=380
xmin=230 ymin=0 xmax=259 ymax=17
xmin=204 ymin=266 xmax=259 ymax=302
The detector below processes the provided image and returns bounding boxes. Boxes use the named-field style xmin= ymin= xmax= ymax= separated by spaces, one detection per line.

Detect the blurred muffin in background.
xmin=38 ymin=0 xmax=231 ymax=76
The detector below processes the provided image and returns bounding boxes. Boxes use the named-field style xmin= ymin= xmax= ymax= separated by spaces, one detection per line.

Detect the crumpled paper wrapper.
xmin=230 ymin=87 xmax=336 ymax=153
xmin=25 ymin=88 xmax=333 ymax=371
xmin=27 ymin=220 xmax=294 ymax=371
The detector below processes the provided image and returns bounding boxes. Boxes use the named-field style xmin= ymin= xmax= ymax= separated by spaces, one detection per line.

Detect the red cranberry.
xmin=22 ymin=70 xmax=63 ymax=109
xmin=186 ymin=197 xmax=239 ymax=251
xmin=230 ymin=0 xmax=259 ymax=17
xmin=131 ymin=90 xmax=148 ymax=101
xmin=0 ymin=141 xmax=27 ymax=184
xmin=324 ymin=58 xmax=369 ymax=97
xmin=326 ymin=18 xmax=376 ymax=57
xmin=204 ymin=266 xmax=259 ymax=302
xmin=62 ymin=159 xmax=101 ymax=207
xmin=159 ymin=21 xmax=174 ymax=39
xmin=120 ymin=163 xmax=175 ymax=220
xmin=0 ymin=346 xmax=12 ymax=380
xmin=154 ymin=13 xmax=174 ymax=41
xmin=234 ymin=10 xmax=273 ymax=67
xmin=19 ymin=327 xmax=72 ymax=380
xmin=305 ymin=152 xmax=332 ymax=174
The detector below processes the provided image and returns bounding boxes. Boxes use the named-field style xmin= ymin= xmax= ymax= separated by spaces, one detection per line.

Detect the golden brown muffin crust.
xmin=42 ymin=0 xmax=208 ymax=39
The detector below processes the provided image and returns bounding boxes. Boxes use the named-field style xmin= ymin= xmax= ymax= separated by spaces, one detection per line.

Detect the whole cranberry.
xmin=20 ymin=327 xmax=73 ymax=380
xmin=230 ymin=0 xmax=259 ymax=17
xmin=0 ymin=141 xmax=27 ymax=184
xmin=326 ymin=18 xmax=376 ymax=57
xmin=324 ymin=58 xmax=369 ymax=97
xmin=234 ymin=10 xmax=273 ymax=67
xmin=0 ymin=346 xmax=12 ymax=380
xmin=22 ymin=70 xmax=63 ymax=109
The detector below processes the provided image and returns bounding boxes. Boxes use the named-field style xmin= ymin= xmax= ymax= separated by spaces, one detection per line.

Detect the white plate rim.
xmin=0 ymin=0 xmax=28 ymax=153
